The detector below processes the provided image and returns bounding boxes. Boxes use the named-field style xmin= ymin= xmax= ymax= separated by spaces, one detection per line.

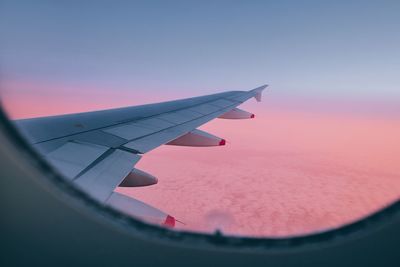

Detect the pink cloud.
xmin=117 ymin=110 xmax=400 ymax=237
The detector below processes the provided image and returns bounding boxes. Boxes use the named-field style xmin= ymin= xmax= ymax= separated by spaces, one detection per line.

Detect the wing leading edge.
xmin=14 ymin=84 xmax=268 ymax=227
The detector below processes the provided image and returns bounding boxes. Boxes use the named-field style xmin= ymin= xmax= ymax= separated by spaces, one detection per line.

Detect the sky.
xmin=0 ymin=1 xmax=399 ymax=237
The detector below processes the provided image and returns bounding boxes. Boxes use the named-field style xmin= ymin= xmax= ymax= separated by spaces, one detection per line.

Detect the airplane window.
xmin=1 ymin=1 xmax=399 ymax=244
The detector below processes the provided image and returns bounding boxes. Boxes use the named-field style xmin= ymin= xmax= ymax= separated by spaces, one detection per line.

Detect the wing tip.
xmin=252 ymin=84 xmax=268 ymax=92
xmin=251 ymin=84 xmax=268 ymax=102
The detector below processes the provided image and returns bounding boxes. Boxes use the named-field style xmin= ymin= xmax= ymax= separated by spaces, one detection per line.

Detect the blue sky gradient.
xmin=1 ymin=0 xmax=399 ymax=103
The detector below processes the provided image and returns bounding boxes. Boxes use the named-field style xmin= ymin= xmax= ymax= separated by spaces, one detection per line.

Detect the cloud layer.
xmin=117 ymin=110 xmax=400 ymax=237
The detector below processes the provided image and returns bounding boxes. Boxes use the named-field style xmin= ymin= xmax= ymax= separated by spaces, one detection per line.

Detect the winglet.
xmin=250 ymin=84 xmax=268 ymax=102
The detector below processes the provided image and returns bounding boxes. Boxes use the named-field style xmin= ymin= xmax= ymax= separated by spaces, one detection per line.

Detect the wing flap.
xmin=123 ymin=127 xmax=183 ymax=153
xmin=187 ymin=103 xmax=221 ymax=114
xmin=156 ymin=111 xmax=194 ymax=124
xmin=74 ymin=150 xmax=141 ymax=202
xmin=103 ymin=123 xmax=154 ymax=140
xmin=46 ymin=141 xmax=109 ymax=179
xmin=132 ymin=117 xmax=175 ymax=130
xmin=209 ymin=98 xmax=237 ymax=108
xmin=122 ymin=106 xmax=233 ymax=153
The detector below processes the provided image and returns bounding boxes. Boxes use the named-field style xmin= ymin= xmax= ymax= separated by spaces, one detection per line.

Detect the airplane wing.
xmin=14 ymin=84 xmax=267 ymax=227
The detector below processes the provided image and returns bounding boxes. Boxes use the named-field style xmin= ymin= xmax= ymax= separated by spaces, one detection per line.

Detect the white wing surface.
xmin=15 ymin=85 xmax=267 ymax=227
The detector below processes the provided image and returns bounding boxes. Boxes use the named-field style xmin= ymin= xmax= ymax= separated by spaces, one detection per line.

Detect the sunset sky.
xmin=0 ymin=0 xmax=399 ymax=236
